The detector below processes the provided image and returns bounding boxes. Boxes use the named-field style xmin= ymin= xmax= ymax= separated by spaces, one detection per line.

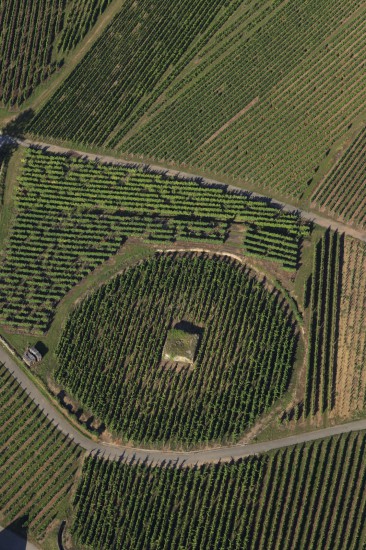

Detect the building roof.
xmin=23 ymin=350 xmax=36 ymax=366
xmin=29 ymin=347 xmax=42 ymax=361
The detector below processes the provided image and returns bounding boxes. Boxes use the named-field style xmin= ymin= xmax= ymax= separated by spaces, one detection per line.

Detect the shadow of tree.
xmin=0 ymin=515 xmax=29 ymax=550
xmin=2 ymin=109 xmax=35 ymax=138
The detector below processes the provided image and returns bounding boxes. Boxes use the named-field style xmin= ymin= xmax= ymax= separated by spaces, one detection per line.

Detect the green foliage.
xmin=0 ymin=0 xmax=63 ymax=106
xmin=243 ymin=221 xmax=308 ymax=270
xmin=58 ymin=0 xmax=113 ymax=53
xmin=304 ymin=230 xmax=343 ymax=416
xmin=73 ymin=432 xmax=366 ymax=549
xmin=312 ymin=125 xmax=366 ymax=230
xmin=0 ymin=148 xmax=305 ymax=332
xmin=0 ymin=363 xmax=81 ymax=538
xmin=56 ymin=253 xmax=297 ymax=445
xmin=28 ymin=0 xmax=232 ymax=144
xmin=121 ymin=0 xmax=366 ymax=198
xmin=0 ymin=0 xmax=110 ymax=107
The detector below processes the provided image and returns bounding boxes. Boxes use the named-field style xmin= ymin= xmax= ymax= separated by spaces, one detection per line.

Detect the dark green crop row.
xmin=56 ymin=253 xmax=297 ymax=445
xmin=304 ymin=230 xmax=343 ymax=416
xmin=122 ymin=0 xmax=365 ymax=199
xmin=28 ymin=0 xmax=230 ymax=144
xmin=73 ymin=431 xmax=366 ymax=549
xmin=0 ymin=0 xmax=111 ymax=107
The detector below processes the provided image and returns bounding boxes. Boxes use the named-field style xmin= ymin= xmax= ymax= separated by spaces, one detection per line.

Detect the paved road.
xmin=3 ymin=136 xmax=365 ymax=244
xmin=2 ymin=346 xmax=366 ymax=466
xmin=0 ymin=524 xmax=39 ymax=550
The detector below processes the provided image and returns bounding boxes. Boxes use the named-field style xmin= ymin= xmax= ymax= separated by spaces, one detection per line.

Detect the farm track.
xmin=2 ymin=346 xmax=366 ymax=466
xmin=2 ymin=135 xmax=366 ymax=244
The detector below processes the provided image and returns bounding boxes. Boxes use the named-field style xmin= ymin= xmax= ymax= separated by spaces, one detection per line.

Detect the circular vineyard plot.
xmin=56 ymin=253 xmax=297 ymax=446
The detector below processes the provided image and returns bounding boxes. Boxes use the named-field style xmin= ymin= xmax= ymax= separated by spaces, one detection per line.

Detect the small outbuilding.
xmin=23 ymin=347 xmax=43 ymax=367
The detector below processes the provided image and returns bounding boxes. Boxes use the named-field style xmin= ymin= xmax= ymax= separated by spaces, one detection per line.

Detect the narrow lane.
xmin=2 ymin=346 xmax=366 ymax=466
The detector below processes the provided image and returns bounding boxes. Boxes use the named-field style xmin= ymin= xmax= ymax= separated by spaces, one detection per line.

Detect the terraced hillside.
xmin=0 ymin=362 xmax=82 ymax=542
xmin=28 ymin=0 xmax=366 ymax=202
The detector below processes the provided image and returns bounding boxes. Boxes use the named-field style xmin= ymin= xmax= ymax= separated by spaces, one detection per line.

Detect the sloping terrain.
xmin=0 ymin=0 xmax=111 ymax=107
xmin=0 ymin=363 xmax=81 ymax=541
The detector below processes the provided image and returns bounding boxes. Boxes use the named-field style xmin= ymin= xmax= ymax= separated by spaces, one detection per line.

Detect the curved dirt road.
xmin=2 ymin=346 xmax=366 ymax=466
xmin=5 ymin=136 xmax=366 ymax=244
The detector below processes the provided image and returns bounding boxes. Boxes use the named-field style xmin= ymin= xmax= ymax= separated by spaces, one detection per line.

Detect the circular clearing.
xmin=56 ymin=253 xmax=297 ymax=446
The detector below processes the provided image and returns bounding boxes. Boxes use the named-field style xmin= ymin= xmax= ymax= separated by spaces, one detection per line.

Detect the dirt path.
xmin=2 ymin=345 xmax=366 ymax=466
xmin=202 ymin=97 xmax=259 ymax=146
xmin=7 ymin=136 xmax=366 ymax=244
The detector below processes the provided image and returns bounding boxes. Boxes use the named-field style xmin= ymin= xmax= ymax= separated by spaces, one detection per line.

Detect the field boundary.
xmin=2 ymin=342 xmax=366 ymax=466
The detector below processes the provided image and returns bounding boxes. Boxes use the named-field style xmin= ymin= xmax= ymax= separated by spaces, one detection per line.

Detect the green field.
xmin=72 ymin=431 xmax=366 ymax=550
xmin=1 ymin=0 xmax=366 ymax=548
xmin=27 ymin=0 xmax=366 ymax=204
xmin=312 ymin=125 xmax=366 ymax=230
xmin=0 ymin=363 xmax=82 ymax=543
xmin=56 ymin=253 xmax=297 ymax=445
xmin=27 ymin=0 xmax=234 ymax=145
xmin=0 ymin=0 xmax=111 ymax=108
xmin=0 ymin=147 xmax=306 ymax=332
xmin=3 ymin=354 xmax=366 ymax=549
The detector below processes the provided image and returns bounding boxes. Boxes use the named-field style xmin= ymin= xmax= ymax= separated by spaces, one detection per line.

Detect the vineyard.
xmin=0 ymin=362 xmax=82 ymax=540
xmin=0 ymin=144 xmax=12 ymax=204
xmin=0 ymin=0 xmax=111 ymax=107
xmin=312 ymin=125 xmax=366 ymax=230
xmin=72 ymin=431 xmax=366 ymax=549
xmin=0 ymin=147 xmax=306 ymax=332
xmin=304 ymin=230 xmax=342 ymax=417
xmin=335 ymin=238 xmax=366 ymax=417
xmin=28 ymin=0 xmax=235 ymax=145
xmin=56 ymin=253 xmax=297 ymax=445
xmin=1 ymin=0 xmax=366 ymax=548
xmin=27 ymin=0 xmax=366 ymax=200
xmin=57 ymin=0 xmax=112 ymax=54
